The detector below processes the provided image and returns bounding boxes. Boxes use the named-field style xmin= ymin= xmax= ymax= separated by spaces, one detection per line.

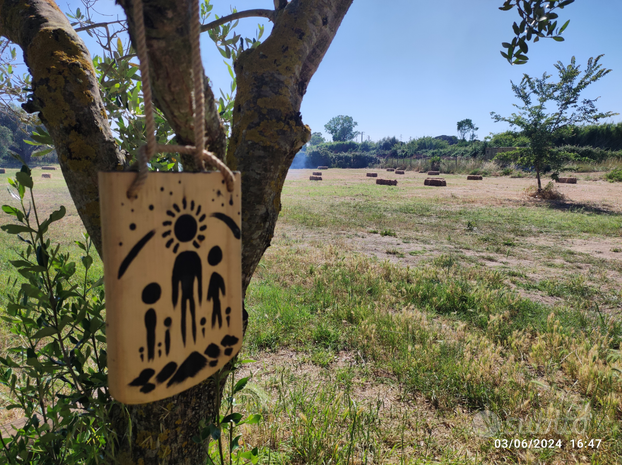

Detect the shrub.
xmin=525 ymin=181 xmax=565 ymax=200
xmin=0 ymin=166 xmax=116 ymax=463
xmin=552 ymin=145 xmax=622 ymax=163
xmin=605 ymin=167 xmax=622 ymax=183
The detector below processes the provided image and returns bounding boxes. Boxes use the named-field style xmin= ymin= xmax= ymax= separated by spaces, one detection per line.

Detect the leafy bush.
xmin=329 ymin=152 xmax=378 ymax=169
xmin=0 ymin=166 xmax=115 ymax=464
xmin=552 ymin=145 xmax=622 ymax=163
xmin=305 ymin=145 xmax=332 ymax=168
xmin=487 ymin=130 xmax=529 ymax=148
xmin=322 ymin=141 xmax=359 ymax=153
xmin=605 ymin=167 xmax=622 ymax=183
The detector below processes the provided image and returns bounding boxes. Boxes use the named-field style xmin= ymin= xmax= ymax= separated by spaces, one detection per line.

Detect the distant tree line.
xmin=293 ymin=117 xmax=622 ymax=170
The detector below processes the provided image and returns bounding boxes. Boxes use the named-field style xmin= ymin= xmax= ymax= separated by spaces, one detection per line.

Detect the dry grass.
xmin=525 ymin=182 xmax=566 ymax=201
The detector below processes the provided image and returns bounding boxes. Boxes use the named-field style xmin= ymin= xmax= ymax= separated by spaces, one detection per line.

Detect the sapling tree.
xmin=491 ymin=55 xmax=617 ymax=191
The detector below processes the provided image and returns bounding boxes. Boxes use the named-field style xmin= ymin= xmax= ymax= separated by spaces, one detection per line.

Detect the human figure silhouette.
xmin=172 ymin=251 xmax=202 ymax=345
xmin=207 ymin=246 xmax=226 ymax=329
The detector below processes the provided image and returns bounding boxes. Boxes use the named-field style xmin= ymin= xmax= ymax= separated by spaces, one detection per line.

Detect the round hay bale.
xmin=376 ymin=178 xmax=397 ymax=186
xmin=556 ymin=177 xmax=577 ymax=184
xmin=467 ymin=175 xmax=483 ymax=180
xmin=395 ymin=170 xmax=405 ymax=175
xmin=42 ymin=173 xmax=51 ymax=179
xmin=0 ymin=168 xmax=5 ymax=174
xmin=386 ymin=168 xmax=395 ymax=172
xmin=427 ymin=171 xmax=440 ymax=175
xmin=41 ymin=166 xmax=56 ymax=170
xmin=366 ymin=172 xmax=378 ymax=177
xmin=309 ymin=176 xmax=322 ymax=181
xmin=424 ymin=178 xmax=446 ymax=186
xmin=317 ymin=166 xmax=328 ymax=170
xmin=312 ymin=171 xmax=322 ymax=175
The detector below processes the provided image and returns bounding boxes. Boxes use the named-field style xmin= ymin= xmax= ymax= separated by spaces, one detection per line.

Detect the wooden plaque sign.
xmin=99 ymin=172 xmax=243 ymax=404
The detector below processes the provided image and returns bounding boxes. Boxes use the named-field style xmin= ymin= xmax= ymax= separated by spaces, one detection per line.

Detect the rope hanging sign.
xmin=98 ymin=0 xmax=242 ymax=404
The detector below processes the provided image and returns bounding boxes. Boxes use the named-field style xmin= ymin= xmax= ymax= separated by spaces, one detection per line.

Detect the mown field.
xmin=1 ymin=166 xmax=621 ymax=464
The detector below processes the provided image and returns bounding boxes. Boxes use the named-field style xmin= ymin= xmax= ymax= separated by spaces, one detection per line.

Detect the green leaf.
xmin=222 ymin=412 xmax=243 ymax=424
xmin=233 ymin=376 xmax=249 ymax=394
xmin=2 ymin=224 xmax=36 ymax=235
xmin=231 ymin=434 xmax=241 ymax=451
xmin=245 ymin=413 xmax=262 ymax=425
xmin=48 ymin=206 xmax=66 ymax=223
xmin=82 ymin=255 xmax=93 ymax=270
xmin=558 ymin=19 xmax=570 ymax=34
xmin=33 ymin=147 xmax=53 ymax=157
xmin=117 ymin=38 xmax=124 ymax=56
xmin=2 ymin=205 xmax=23 ymax=219
xmin=31 ymin=128 xmax=54 ymax=145
xmin=15 ymin=171 xmax=33 ymax=188
xmin=552 ymin=36 xmax=564 ymax=42
xmin=33 ymin=327 xmax=58 ymax=338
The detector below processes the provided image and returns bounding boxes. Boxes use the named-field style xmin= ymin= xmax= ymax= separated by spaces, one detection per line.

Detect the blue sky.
xmin=59 ymin=1 xmax=622 ymax=142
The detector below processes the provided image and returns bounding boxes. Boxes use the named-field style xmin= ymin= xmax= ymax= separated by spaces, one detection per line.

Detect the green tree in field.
xmin=491 ymin=55 xmax=617 ymax=191
xmin=324 ymin=115 xmax=359 ymax=142
xmin=309 ymin=131 xmax=326 ymax=146
xmin=457 ymin=118 xmax=478 ymax=142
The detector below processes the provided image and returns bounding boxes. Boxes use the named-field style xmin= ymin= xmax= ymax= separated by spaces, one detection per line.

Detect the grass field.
xmin=1 ymin=166 xmax=621 ymax=464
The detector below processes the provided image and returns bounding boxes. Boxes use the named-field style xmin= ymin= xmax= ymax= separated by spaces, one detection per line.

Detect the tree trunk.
xmin=536 ymin=168 xmax=542 ymax=191
xmin=1 ymin=0 xmax=353 ymax=463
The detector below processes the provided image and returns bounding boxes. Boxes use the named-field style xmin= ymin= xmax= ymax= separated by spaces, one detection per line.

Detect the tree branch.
xmin=118 ymin=0 xmax=227 ymax=168
xmin=229 ymin=0 xmax=354 ymax=293
xmin=74 ymin=20 xmax=125 ymax=33
xmin=201 ymin=9 xmax=275 ymax=32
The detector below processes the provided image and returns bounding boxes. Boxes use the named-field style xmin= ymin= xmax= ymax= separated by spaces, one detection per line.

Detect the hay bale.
xmin=0 ymin=168 xmax=5 ymax=174
xmin=467 ymin=175 xmax=483 ymax=180
xmin=424 ymin=178 xmax=446 ymax=186
xmin=395 ymin=170 xmax=405 ymax=174
xmin=556 ymin=177 xmax=577 ymax=184
xmin=312 ymin=171 xmax=322 ymax=175
xmin=427 ymin=171 xmax=440 ymax=175
xmin=41 ymin=166 xmax=56 ymax=170
xmin=366 ymin=172 xmax=378 ymax=177
xmin=42 ymin=173 xmax=51 ymax=179
xmin=386 ymin=168 xmax=395 ymax=172
xmin=309 ymin=176 xmax=322 ymax=181
xmin=317 ymin=166 xmax=328 ymax=170
xmin=376 ymin=179 xmax=397 ymax=186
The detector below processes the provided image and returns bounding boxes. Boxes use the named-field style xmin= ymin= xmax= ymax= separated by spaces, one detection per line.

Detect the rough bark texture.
xmin=1 ymin=0 xmax=353 ymax=463
xmin=116 ymin=0 xmax=227 ymax=170
xmin=0 ymin=0 xmax=125 ymax=254
xmin=229 ymin=0 xmax=353 ymax=292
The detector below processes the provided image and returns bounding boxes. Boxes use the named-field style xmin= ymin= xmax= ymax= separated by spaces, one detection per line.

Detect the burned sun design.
xmin=162 ymin=198 xmax=207 ymax=253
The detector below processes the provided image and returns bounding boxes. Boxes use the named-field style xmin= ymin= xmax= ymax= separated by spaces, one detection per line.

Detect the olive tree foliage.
xmin=456 ymin=118 xmax=478 ymax=142
xmin=499 ymin=0 xmax=575 ymax=65
xmin=0 ymin=0 xmax=578 ymax=463
xmin=324 ymin=115 xmax=359 ymax=141
xmin=491 ymin=55 xmax=618 ymax=191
